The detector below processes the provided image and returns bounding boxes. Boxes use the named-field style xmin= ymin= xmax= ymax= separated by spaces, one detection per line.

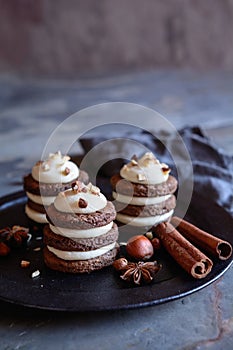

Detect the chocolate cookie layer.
xmin=43 ymin=223 xmax=119 ymax=251
xmin=110 ymin=174 xmax=178 ymax=197
xmin=27 ymin=199 xmax=47 ymax=213
xmin=115 ymin=195 xmax=176 ymax=217
xmin=44 ymin=245 xmax=119 ymax=273
xmin=24 ymin=169 xmax=89 ymax=196
xmin=47 ymin=201 xmax=116 ymax=229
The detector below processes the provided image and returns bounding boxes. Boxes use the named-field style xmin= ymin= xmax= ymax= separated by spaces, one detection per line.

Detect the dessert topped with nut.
xmin=43 ymin=181 xmax=119 ymax=273
xmin=32 ymin=152 xmax=80 ymax=185
xmin=111 ymin=152 xmax=177 ymax=228
xmin=24 ymin=151 xmax=89 ymax=225
xmin=53 ymin=182 xmax=106 ymax=215
xmin=120 ymin=152 xmax=170 ymax=185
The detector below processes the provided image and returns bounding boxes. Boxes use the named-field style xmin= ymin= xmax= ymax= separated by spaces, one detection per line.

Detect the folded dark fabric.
xmin=80 ymin=126 xmax=233 ymax=215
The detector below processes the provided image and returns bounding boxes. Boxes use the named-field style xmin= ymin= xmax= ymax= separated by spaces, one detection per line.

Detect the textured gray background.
xmin=1 ymin=0 xmax=233 ymax=77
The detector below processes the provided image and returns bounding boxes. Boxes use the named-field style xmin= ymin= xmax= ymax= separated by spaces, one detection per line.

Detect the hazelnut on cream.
xmin=54 ymin=182 xmax=107 ymax=214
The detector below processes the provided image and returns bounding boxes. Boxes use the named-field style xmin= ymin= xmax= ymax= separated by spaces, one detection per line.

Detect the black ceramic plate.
xmin=0 ymin=191 xmax=232 ymax=312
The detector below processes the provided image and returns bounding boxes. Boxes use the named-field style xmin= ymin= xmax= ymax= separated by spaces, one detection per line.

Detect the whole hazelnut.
xmin=126 ymin=235 xmax=154 ymax=260
xmin=151 ymin=237 xmax=161 ymax=251
xmin=113 ymin=258 xmax=128 ymax=271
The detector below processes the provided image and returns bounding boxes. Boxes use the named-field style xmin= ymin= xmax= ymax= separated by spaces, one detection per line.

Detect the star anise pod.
xmin=7 ymin=226 xmax=29 ymax=247
xmin=0 ymin=227 xmax=11 ymax=241
xmin=0 ymin=225 xmax=29 ymax=256
xmin=114 ymin=258 xmax=162 ymax=285
xmin=0 ymin=227 xmax=11 ymax=256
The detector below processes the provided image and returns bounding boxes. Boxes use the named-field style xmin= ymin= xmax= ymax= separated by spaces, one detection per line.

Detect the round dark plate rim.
xmin=0 ymin=191 xmax=232 ymax=312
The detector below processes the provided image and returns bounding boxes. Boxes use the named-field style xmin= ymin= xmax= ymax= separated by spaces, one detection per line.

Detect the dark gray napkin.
xmin=80 ymin=126 xmax=233 ymax=215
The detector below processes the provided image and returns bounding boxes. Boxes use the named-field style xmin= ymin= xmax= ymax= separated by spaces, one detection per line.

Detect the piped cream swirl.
xmin=32 ymin=151 xmax=79 ymax=184
xmin=120 ymin=152 xmax=170 ymax=185
xmin=54 ymin=183 xmax=107 ymax=214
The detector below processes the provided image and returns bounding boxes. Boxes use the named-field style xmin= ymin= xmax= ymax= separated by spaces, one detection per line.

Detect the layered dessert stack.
xmin=43 ymin=181 xmax=119 ymax=273
xmin=24 ymin=151 xmax=89 ymax=225
xmin=111 ymin=152 xmax=177 ymax=228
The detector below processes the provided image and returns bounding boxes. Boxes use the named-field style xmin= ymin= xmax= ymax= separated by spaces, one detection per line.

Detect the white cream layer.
xmin=25 ymin=205 xmax=48 ymax=223
xmin=26 ymin=192 xmax=56 ymax=206
xmin=112 ymin=191 xmax=171 ymax=206
xmin=116 ymin=210 xmax=174 ymax=227
xmin=120 ymin=152 xmax=169 ymax=185
xmin=49 ymin=221 xmax=113 ymax=239
xmin=54 ymin=188 xmax=107 ymax=214
xmin=47 ymin=242 xmax=116 ymax=261
xmin=32 ymin=152 xmax=79 ymax=184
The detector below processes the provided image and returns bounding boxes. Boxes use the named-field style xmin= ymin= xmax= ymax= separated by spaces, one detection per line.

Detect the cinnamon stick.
xmin=155 ymin=222 xmax=213 ymax=279
xmin=171 ymin=216 xmax=232 ymax=260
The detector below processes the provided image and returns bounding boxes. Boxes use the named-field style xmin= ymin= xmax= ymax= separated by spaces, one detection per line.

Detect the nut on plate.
xmin=151 ymin=237 xmax=161 ymax=251
xmin=113 ymin=258 xmax=128 ymax=271
xmin=126 ymin=235 xmax=154 ymax=260
xmin=20 ymin=260 xmax=30 ymax=268
xmin=31 ymin=270 xmax=40 ymax=278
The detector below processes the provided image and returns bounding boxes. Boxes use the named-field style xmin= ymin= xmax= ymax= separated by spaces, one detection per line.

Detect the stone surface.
xmin=1 ymin=0 xmax=233 ymax=76
xmin=0 ymin=69 xmax=233 ymax=349
xmin=0 ymin=273 xmax=231 ymax=350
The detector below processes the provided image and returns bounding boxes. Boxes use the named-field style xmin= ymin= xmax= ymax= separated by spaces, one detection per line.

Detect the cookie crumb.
xmin=137 ymin=173 xmax=146 ymax=181
xmin=33 ymin=247 xmax=41 ymax=252
xmin=20 ymin=260 xmax=30 ymax=268
xmin=31 ymin=270 xmax=40 ymax=278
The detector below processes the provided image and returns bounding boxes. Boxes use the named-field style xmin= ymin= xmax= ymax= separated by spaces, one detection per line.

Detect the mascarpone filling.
xmin=116 ymin=210 xmax=174 ymax=227
xmin=54 ymin=185 xmax=107 ymax=214
xmin=120 ymin=152 xmax=170 ymax=185
xmin=47 ymin=242 xmax=116 ymax=260
xmin=25 ymin=204 xmax=48 ymax=223
xmin=49 ymin=221 xmax=113 ymax=239
xmin=26 ymin=192 xmax=56 ymax=206
xmin=32 ymin=151 xmax=79 ymax=184
xmin=112 ymin=191 xmax=171 ymax=206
